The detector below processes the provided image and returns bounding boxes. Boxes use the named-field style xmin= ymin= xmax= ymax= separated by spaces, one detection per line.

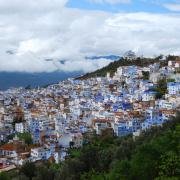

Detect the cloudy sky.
xmin=0 ymin=0 xmax=180 ymax=73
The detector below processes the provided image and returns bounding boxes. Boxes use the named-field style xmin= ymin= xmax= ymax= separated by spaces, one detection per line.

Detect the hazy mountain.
xmin=0 ymin=71 xmax=82 ymax=90
xmin=0 ymin=55 xmax=121 ymax=90
xmin=85 ymin=55 xmax=120 ymax=61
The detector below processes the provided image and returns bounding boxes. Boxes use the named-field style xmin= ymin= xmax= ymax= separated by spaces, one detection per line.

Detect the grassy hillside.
xmin=77 ymin=56 xmax=169 ymax=80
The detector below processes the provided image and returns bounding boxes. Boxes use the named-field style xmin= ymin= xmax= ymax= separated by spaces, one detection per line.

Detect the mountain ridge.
xmin=77 ymin=55 xmax=170 ymax=80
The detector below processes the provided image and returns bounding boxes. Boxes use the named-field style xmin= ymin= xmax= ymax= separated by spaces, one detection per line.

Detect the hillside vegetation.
xmin=77 ymin=56 xmax=169 ymax=80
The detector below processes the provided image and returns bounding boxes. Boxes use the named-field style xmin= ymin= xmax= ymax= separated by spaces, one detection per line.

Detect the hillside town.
xmin=0 ymin=56 xmax=179 ymax=172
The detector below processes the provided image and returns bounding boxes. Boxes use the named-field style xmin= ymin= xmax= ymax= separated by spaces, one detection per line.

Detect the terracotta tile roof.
xmin=92 ymin=118 xmax=111 ymax=123
xmin=0 ymin=144 xmax=16 ymax=151
xmin=161 ymin=109 xmax=176 ymax=115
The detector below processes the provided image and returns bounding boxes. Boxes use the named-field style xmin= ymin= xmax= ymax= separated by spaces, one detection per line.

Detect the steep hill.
xmin=77 ymin=56 xmax=168 ymax=80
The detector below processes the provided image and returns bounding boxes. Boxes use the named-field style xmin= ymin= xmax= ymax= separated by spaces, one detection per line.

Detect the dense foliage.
xmin=142 ymin=71 xmax=150 ymax=80
xmin=17 ymin=132 xmax=32 ymax=145
xmin=154 ymin=79 xmax=167 ymax=99
xmin=1 ymin=114 xmax=179 ymax=180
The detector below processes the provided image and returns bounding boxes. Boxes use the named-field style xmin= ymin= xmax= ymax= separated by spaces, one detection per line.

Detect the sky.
xmin=0 ymin=0 xmax=180 ymax=73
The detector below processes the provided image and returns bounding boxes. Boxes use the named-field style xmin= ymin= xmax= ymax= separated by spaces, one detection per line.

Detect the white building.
xmin=168 ymin=60 xmax=180 ymax=69
xmin=149 ymin=72 xmax=163 ymax=83
xmin=142 ymin=90 xmax=157 ymax=101
xmin=31 ymin=147 xmax=48 ymax=161
xmin=167 ymin=82 xmax=180 ymax=95
xmin=58 ymin=133 xmax=83 ymax=148
xmin=15 ymin=123 xmax=27 ymax=133
xmin=158 ymin=100 xmax=176 ymax=109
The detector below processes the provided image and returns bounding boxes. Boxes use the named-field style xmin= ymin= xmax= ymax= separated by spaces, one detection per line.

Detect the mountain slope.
xmin=77 ymin=56 xmax=168 ymax=80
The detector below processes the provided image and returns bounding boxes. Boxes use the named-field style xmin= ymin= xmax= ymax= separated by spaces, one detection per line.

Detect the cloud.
xmin=163 ymin=3 xmax=180 ymax=11
xmin=87 ymin=0 xmax=131 ymax=4
xmin=0 ymin=0 xmax=68 ymax=13
xmin=0 ymin=0 xmax=180 ymax=73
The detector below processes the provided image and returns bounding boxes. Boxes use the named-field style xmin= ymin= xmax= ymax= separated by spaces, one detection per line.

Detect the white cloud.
xmin=0 ymin=0 xmax=180 ymax=73
xmin=87 ymin=0 xmax=131 ymax=4
xmin=163 ymin=3 xmax=180 ymax=11
xmin=0 ymin=0 xmax=68 ymax=13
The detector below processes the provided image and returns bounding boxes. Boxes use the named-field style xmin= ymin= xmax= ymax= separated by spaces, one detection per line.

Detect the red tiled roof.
xmin=92 ymin=119 xmax=110 ymax=123
xmin=0 ymin=144 xmax=16 ymax=151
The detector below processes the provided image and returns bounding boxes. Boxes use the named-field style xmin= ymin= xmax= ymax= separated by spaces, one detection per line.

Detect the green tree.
xmin=142 ymin=71 xmax=150 ymax=80
xmin=108 ymin=160 xmax=131 ymax=180
xmin=154 ymin=79 xmax=167 ymax=99
xmin=32 ymin=166 xmax=55 ymax=180
xmin=0 ymin=172 xmax=10 ymax=180
xmin=81 ymin=170 xmax=106 ymax=180
xmin=167 ymin=79 xmax=175 ymax=83
xmin=20 ymin=162 xmax=36 ymax=180
xmin=58 ymin=159 xmax=85 ymax=180
xmin=18 ymin=132 xmax=32 ymax=145
xmin=158 ymin=151 xmax=180 ymax=178
xmin=131 ymin=144 xmax=160 ymax=180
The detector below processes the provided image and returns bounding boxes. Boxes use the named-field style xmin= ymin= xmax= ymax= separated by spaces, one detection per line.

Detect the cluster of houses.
xmin=0 ymin=56 xmax=179 ymax=172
